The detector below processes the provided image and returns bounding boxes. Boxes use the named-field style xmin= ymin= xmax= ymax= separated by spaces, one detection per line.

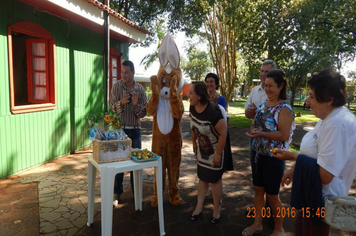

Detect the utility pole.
xmin=104 ymin=0 xmax=110 ymax=113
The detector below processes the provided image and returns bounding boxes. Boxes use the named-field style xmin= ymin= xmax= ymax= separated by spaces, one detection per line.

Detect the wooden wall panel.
xmin=0 ymin=0 xmax=129 ymax=179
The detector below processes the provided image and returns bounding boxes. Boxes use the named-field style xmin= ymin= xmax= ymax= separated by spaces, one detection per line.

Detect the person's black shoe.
xmin=190 ymin=211 xmax=202 ymax=221
xmin=210 ymin=216 xmax=220 ymax=224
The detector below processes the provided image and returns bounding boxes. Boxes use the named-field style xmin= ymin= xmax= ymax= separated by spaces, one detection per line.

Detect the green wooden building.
xmin=0 ymin=0 xmax=149 ymax=179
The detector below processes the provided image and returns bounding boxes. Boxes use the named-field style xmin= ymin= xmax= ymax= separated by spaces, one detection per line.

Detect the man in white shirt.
xmin=244 ymin=59 xmax=277 ymax=119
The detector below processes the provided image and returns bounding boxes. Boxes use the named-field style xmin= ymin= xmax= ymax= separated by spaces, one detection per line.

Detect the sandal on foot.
xmin=190 ymin=211 xmax=201 ymax=221
xmin=210 ymin=216 xmax=220 ymax=224
xmin=242 ymin=226 xmax=263 ymax=236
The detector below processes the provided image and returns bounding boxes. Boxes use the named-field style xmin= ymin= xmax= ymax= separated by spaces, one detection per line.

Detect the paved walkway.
xmin=0 ymin=113 xmax=353 ymax=236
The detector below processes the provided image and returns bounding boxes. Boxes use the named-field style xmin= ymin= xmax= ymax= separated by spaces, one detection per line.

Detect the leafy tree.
xmin=110 ymin=0 xmax=172 ymax=46
xmin=235 ymin=54 xmax=248 ymax=97
xmin=167 ymin=0 xmax=299 ymax=104
xmin=139 ymin=17 xmax=166 ymax=70
xmin=181 ymin=45 xmax=211 ymax=81
xmin=346 ymin=71 xmax=356 ymax=108
xmin=281 ymin=0 xmax=356 ymax=106
xmin=169 ymin=1 xmax=246 ymax=109
xmin=231 ymin=0 xmax=356 ymax=106
xmin=203 ymin=2 xmax=240 ymax=108
xmin=113 ymin=0 xmax=356 ymax=109
xmin=229 ymin=0 xmax=296 ymax=85
xmin=348 ymin=71 xmax=356 ymax=81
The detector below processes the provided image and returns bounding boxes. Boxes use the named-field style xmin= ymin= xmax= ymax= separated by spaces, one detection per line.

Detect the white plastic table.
xmin=87 ymin=155 xmax=165 ymax=236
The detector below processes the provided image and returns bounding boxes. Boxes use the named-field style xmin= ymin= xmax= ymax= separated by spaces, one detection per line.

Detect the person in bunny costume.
xmin=147 ymin=34 xmax=185 ymax=207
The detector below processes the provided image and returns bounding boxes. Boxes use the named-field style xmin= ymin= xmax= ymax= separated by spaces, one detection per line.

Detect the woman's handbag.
xmin=324 ymin=196 xmax=356 ymax=232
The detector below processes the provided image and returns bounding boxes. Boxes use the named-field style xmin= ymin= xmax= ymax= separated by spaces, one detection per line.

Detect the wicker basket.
xmin=92 ymin=138 xmax=132 ymax=163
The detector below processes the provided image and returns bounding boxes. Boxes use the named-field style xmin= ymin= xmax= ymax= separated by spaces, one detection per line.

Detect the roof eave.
xmin=19 ymin=0 xmax=149 ymax=43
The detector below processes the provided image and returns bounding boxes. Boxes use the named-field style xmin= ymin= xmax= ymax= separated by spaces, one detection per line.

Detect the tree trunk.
xmin=290 ymin=88 xmax=297 ymax=108
xmin=204 ymin=3 xmax=238 ymax=113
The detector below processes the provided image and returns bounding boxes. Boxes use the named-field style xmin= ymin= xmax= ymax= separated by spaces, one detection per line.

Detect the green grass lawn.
xmin=226 ymin=100 xmax=321 ymax=128
xmin=183 ymin=99 xmax=355 ymax=128
xmin=183 ymin=99 xmax=320 ymax=128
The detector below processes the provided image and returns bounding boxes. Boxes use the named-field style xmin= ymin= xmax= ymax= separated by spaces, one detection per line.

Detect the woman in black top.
xmin=189 ymin=81 xmax=227 ymax=223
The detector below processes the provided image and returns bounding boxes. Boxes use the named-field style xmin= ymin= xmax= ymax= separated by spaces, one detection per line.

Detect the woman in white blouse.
xmin=274 ymin=68 xmax=356 ymax=236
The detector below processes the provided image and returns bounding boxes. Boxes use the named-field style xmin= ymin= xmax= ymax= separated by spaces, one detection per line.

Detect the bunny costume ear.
xmin=159 ymin=33 xmax=180 ymax=74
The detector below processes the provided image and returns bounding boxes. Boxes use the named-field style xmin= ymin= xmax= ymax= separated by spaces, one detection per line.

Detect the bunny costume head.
xmin=155 ymin=34 xmax=184 ymax=134
xmin=157 ymin=34 xmax=184 ymax=90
